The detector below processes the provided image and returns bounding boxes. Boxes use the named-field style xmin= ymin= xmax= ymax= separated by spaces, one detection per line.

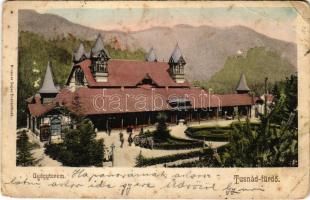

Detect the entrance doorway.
xmin=40 ymin=125 xmax=50 ymax=141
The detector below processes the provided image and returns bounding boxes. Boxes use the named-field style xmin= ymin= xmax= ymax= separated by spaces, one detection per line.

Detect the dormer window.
xmin=141 ymin=77 xmax=153 ymax=85
xmin=75 ymin=68 xmax=84 ymax=85
xmin=94 ymin=54 xmax=108 ymax=73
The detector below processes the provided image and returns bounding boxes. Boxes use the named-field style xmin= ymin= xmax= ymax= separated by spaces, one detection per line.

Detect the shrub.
xmin=44 ymin=119 xmax=104 ymax=167
xmin=44 ymin=143 xmax=64 ymax=160
xmin=154 ymin=113 xmax=170 ymax=140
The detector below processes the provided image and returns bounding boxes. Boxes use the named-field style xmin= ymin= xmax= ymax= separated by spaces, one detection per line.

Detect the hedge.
xmin=167 ymin=145 xmax=229 ymax=168
xmin=136 ymin=144 xmax=230 ymax=167
xmin=152 ymin=141 xmax=203 ymax=150
xmin=136 ymin=150 xmax=204 ymax=167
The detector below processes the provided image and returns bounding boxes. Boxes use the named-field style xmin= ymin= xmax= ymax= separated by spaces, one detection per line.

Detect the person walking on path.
xmin=128 ymin=133 xmax=133 ymax=146
xmin=119 ymin=132 xmax=124 ymax=148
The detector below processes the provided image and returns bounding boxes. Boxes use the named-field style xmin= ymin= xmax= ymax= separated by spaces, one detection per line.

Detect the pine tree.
xmin=56 ymin=119 xmax=104 ymax=166
xmin=70 ymin=92 xmax=85 ymax=124
xmin=221 ymin=74 xmax=298 ymax=167
xmin=16 ymin=131 xmax=36 ymax=166
xmin=154 ymin=113 xmax=170 ymax=141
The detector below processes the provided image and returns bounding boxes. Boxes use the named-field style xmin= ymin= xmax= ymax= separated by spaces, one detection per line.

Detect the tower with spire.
xmin=236 ymin=73 xmax=250 ymax=94
xmin=145 ymin=47 xmax=157 ymax=62
xmin=90 ymin=34 xmax=110 ymax=82
xmin=39 ymin=61 xmax=59 ymax=103
xmin=168 ymin=43 xmax=186 ymax=83
xmin=73 ymin=43 xmax=87 ymax=64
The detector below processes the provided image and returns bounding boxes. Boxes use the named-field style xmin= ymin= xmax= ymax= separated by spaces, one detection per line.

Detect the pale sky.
xmin=43 ymin=7 xmax=297 ymax=42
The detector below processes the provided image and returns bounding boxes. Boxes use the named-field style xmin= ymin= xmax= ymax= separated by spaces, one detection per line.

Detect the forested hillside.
xmin=17 ymin=31 xmax=146 ymax=127
xmin=193 ymin=47 xmax=296 ymax=95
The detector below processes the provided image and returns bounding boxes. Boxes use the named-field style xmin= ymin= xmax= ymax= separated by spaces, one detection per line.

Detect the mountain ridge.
xmin=19 ymin=10 xmax=297 ymax=81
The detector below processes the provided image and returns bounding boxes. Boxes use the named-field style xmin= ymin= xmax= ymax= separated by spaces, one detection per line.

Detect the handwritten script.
xmin=4 ymin=169 xmax=266 ymax=197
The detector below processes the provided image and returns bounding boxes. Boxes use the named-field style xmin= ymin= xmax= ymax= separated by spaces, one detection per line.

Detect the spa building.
xmin=27 ymin=34 xmax=257 ymax=141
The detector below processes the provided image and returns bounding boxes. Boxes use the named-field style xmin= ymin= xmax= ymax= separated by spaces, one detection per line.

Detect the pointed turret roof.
xmin=169 ymin=43 xmax=186 ymax=64
xmin=91 ymin=34 xmax=110 ymax=58
xmin=145 ymin=47 xmax=157 ymax=62
xmin=236 ymin=73 xmax=250 ymax=92
xmin=73 ymin=43 xmax=86 ymax=62
xmin=39 ymin=61 xmax=59 ymax=94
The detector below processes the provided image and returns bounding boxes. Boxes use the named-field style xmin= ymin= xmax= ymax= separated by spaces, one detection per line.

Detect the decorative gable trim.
xmin=136 ymin=73 xmax=159 ymax=87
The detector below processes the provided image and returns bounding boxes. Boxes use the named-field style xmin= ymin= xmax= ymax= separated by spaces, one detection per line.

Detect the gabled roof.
xmin=145 ymin=47 xmax=157 ymax=62
xmin=136 ymin=73 xmax=159 ymax=86
xmin=236 ymin=73 xmax=250 ymax=92
xmin=69 ymin=59 xmax=190 ymax=87
xmin=90 ymin=34 xmax=110 ymax=58
xmin=169 ymin=43 xmax=186 ymax=64
xmin=73 ymin=43 xmax=86 ymax=62
xmin=39 ymin=61 xmax=59 ymax=94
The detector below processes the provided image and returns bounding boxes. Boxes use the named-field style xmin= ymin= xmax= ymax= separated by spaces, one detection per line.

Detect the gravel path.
xmin=17 ymin=119 xmax=249 ymax=167
xmin=25 ymin=130 xmax=62 ymax=167
xmin=98 ymin=119 xmax=236 ymax=167
xmin=97 ymin=129 xmax=199 ymax=167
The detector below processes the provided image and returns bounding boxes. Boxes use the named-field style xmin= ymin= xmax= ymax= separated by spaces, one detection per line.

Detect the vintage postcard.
xmin=1 ymin=1 xmax=309 ymax=198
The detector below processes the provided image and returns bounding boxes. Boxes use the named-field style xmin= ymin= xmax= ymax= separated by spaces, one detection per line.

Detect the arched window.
xmin=75 ymin=68 xmax=84 ymax=85
xmin=50 ymin=117 xmax=61 ymax=136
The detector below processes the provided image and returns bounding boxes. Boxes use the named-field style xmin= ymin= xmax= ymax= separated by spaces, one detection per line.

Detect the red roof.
xmin=30 ymin=58 xmax=255 ymax=117
xmin=220 ymin=94 xmax=255 ymax=107
xmin=71 ymin=59 xmax=190 ymax=87
xmin=28 ymin=88 xmax=255 ymax=116
xmin=28 ymin=103 xmax=55 ymax=117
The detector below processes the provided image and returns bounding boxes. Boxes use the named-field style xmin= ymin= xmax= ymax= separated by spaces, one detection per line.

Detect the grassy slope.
xmin=17 ymin=31 xmax=146 ymax=127
xmin=193 ymin=47 xmax=296 ymax=95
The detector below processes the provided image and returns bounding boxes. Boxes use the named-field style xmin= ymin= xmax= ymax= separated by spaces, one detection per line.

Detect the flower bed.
xmin=186 ymin=126 xmax=230 ymax=141
xmin=152 ymin=141 xmax=203 ymax=150
xmin=185 ymin=122 xmax=271 ymax=142
xmin=153 ymin=136 xmax=203 ymax=150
